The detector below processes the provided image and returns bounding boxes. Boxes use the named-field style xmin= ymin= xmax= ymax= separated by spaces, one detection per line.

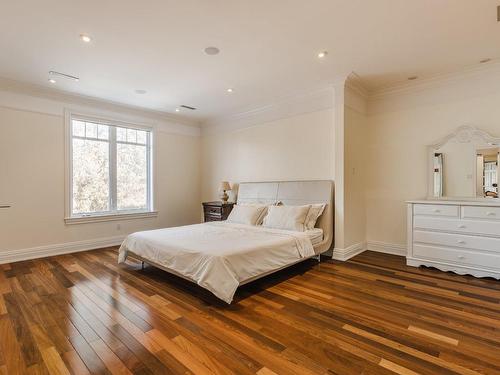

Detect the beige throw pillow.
xmin=262 ymin=205 xmax=311 ymax=232
xmin=305 ymin=203 xmax=326 ymax=230
xmin=226 ymin=205 xmax=267 ymax=225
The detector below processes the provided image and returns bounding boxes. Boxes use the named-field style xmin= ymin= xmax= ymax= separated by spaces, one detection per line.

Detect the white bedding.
xmin=118 ymin=222 xmax=315 ymax=303
xmin=307 ymin=228 xmax=323 ymax=246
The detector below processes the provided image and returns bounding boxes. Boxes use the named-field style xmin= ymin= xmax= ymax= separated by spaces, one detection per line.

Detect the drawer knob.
xmin=458 ymin=225 xmax=466 ymax=229
xmin=433 ymin=209 xmax=441 ymax=213
xmin=486 ymin=212 xmax=496 ymax=216
xmin=457 ymin=240 xmax=466 ymax=244
xmin=457 ymin=255 xmax=465 ymax=260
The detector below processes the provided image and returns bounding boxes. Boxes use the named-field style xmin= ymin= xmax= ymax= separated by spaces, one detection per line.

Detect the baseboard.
xmin=332 ymin=242 xmax=367 ymax=261
xmin=0 ymin=235 xmax=125 ymax=264
xmin=367 ymin=241 xmax=407 ymax=256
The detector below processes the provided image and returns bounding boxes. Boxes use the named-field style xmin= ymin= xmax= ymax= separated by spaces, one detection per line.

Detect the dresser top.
xmin=408 ymin=199 xmax=500 ymax=207
xmin=202 ymin=201 xmax=235 ymax=207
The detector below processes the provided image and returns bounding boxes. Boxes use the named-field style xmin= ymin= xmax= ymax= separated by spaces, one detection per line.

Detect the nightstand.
xmin=202 ymin=201 xmax=234 ymax=222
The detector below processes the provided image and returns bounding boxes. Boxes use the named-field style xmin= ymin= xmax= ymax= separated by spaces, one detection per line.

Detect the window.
xmin=484 ymin=161 xmax=498 ymax=193
xmin=66 ymin=113 xmax=156 ymax=223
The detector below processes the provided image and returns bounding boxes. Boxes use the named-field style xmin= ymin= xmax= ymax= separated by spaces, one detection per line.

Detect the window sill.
xmin=65 ymin=211 xmax=158 ymax=225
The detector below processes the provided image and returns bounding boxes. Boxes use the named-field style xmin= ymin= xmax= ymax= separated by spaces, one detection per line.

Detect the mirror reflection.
xmin=430 ymin=126 xmax=499 ymax=199
xmin=476 ymin=148 xmax=498 ymax=198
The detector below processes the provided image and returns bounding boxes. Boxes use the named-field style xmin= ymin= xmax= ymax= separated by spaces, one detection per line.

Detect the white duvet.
xmin=118 ymin=222 xmax=315 ymax=303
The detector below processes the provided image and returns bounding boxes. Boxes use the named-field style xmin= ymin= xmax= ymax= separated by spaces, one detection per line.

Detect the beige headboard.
xmin=237 ymin=180 xmax=334 ymax=253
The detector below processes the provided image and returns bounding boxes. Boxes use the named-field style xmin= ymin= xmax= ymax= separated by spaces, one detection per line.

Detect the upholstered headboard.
xmin=237 ymin=180 xmax=334 ymax=253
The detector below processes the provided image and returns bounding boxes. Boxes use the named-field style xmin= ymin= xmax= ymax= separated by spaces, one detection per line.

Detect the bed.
xmin=118 ymin=180 xmax=333 ymax=303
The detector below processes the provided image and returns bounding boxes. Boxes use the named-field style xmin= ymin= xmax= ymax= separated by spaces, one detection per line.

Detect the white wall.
xmin=344 ymin=102 xmax=368 ymax=249
xmin=201 ymin=109 xmax=335 ymax=201
xmin=366 ymin=67 xmax=500 ymax=249
xmin=0 ymin=97 xmax=201 ymax=255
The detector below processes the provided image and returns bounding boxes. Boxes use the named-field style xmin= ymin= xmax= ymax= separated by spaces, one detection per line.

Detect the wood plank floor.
xmin=0 ymin=249 xmax=499 ymax=375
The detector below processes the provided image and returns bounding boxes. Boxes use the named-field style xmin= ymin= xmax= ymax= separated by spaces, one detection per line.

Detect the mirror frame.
xmin=427 ymin=125 xmax=500 ymax=200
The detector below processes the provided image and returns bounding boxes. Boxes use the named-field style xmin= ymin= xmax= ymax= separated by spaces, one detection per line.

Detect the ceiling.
xmin=1 ymin=0 xmax=499 ymax=124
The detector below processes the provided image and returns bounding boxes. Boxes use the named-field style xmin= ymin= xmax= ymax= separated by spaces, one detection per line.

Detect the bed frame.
xmin=127 ymin=180 xmax=334 ymax=288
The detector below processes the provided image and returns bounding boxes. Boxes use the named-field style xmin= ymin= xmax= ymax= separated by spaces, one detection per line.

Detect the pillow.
xmin=262 ymin=205 xmax=311 ymax=232
xmin=305 ymin=203 xmax=326 ymax=230
xmin=226 ymin=205 xmax=267 ymax=225
xmin=237 ymin=202 xmax=269 ymax=225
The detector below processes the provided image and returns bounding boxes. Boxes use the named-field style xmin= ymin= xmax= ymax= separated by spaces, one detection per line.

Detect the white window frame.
xmin=64 ymin=110 xmax=157 ymax=224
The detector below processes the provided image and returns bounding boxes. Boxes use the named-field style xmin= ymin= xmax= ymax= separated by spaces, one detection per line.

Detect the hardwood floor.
xmin=0 ymin=249 xmax=499 ymax=375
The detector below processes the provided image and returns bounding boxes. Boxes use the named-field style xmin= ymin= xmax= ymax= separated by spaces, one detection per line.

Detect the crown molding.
xmin=345 ymin=72 xmax=369 ymax=99
xmin=369 ymin=60 xmax=500 ymax=100
xmin=0 ymin=77 xmax=201 ymax=137
xmin=201 ymin=85 xmax=335 ymax=136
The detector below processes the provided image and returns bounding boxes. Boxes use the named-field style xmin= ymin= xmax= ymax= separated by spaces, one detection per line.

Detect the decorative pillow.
xmin=262 ymin=205 xmax=311 ymax=232
xmin=226 ymin=205 xmax=268 ymax=225
xmin=305 ymin=203 xmax=326 ymax=230
xmin=237 ymin=203 xmax=269 ymax=225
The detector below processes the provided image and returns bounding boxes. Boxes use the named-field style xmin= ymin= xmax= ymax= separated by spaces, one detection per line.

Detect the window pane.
xmin=72 ymin=120 xmax=85 ymax=137
xmin=72 ymin=138 xmax=110 ymax=213
xmin=85 ymin=122 xmax=98 ymax=138
xmin=117 ymin=143 xmax=147 ymax=210
xmin=136 ymin=130 xmax=147 ymax=144
xmin=126 ymin=128 xmax=137 ymax=143
xmin=116 ymin=127 xmax=126 ymax=142
xmin=97 ymin=125 xmax=109 ymax=140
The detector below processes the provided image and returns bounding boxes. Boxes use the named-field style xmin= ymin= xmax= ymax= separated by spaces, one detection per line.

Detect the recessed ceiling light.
xmin=175 ymin=108 xmax=180 ymax=112
xmin=480 ymin=58 xmax=492 ymax=64
xmin=226 ymin=88 xmax=233 ymax=93
xmin=134 ymin=89 xmax=147 ymax=94
xmin=408 ymin=76 xmax=418 ymax=81
xmin=80 ymin=34 xmax=92 ymax=43
xmin=48 ymin=78 xmax=56 ymax=84
xmin=317 ymin=51 xmax=328 ymax=59
xmin=204 ymin=46 xmax=220 ymax=55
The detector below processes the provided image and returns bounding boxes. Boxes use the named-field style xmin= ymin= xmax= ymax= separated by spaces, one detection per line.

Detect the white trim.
xmin=370 ymin=61 xmax=500 ymax=100
xmin=407 ymin=257 xmax=500 ymax=280
xmin=0 ymin=77 xmax=200 ymax=137
xmin=0 ymin=235 xmax=125 ymax=264
xmin=367 ymin=241 xmax=407 ymax=256
xmin=65 ymin=211 xmax=158 ymax=225
xmin=65 ymin=110 xmax=157 ymax=222
xmin=201 ymin=86 xmax=334 ymax=136
xmin=332 ymin=242 xmax=367 ymax=261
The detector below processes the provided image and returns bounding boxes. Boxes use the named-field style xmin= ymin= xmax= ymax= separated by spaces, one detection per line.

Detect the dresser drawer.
xmin=414 ymin=230 xmax=500 ymax=254
xmin=413 ymin=244 xmax=500 ymax=270
xmin=413 ymin=204 xmax=459 ymax=217
xmin=462 ymin=206 xmax=500 ymax=221
xmin=204 ymin=214 xmax=222 ymax=223
xmin=413 ymin=217 xmax=500 ymax=237
xmin=205 ymin=206 xmax=222 ymax=215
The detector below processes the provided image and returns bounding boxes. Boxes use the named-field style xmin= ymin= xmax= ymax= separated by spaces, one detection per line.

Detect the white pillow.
xmin=262 ymin=205 xmax=311 ymax=232
xmin=305 ymin=203 xmax=326 ymax=230
xmin=226 ymin=205 xmax=267 ymax=225
xmin=238 ymin=203 xmax=269 ymax=224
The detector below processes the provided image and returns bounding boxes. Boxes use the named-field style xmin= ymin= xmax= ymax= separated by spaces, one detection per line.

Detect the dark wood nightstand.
xmin=202 ymin=201 xmax=235 ymax=222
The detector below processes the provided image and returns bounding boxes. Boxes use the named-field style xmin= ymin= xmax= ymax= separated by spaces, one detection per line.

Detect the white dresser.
xmin=407 ymin=200 xmax=500 ymax=279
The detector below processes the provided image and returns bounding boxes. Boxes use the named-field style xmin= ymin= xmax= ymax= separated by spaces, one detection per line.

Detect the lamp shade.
xmin=219 ymin=181 xmax=231 ymax=191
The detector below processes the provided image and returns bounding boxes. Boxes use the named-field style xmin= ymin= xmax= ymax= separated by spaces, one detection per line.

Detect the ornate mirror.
xmin=428 ymin=126 xmax=500 ymax=200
